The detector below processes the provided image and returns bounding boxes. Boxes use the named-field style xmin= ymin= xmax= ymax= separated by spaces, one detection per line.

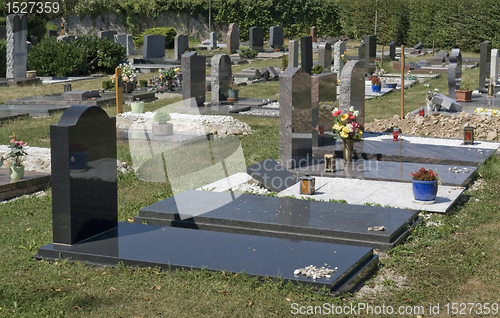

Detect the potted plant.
xmin=1 ymin=133 xmax=28 ymax=180
xmin=228 ymin=77 xmax=239 ymax=101
xmin=386 ymin=78 xmax=397 ymax=89
xmin=130 ymin=98 xmax=145 ymax=113
xmin=455 ymin=83 xmax=473 ymax=102
xmin=152 ymin=109 xmax=173 ymax=136
xmin=331 ymin=106 xmax=363 ymax=161
xmin=69 ymin=142 xmax=89 ymax=171
xmin=411 ymin=167 xmax=438 ymax=203
xmin=371 ymin=76 xmax=382 ymax=93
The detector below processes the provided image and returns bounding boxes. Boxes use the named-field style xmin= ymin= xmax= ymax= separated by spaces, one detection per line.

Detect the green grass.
xmin=2 ymin=51 xmax=500 ymax=317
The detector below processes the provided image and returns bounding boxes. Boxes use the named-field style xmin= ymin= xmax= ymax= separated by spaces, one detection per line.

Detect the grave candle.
xmin=300 ymin=175 xmax=315 ymax=195
xmin=464 ymin=126 xmax=474 ymax=144
xmin=393 ymin=127 xmax=399 ymax=141
xmin=318 ymin=124 xmax=325 ymax=137
xmin=418 ymin=107 xmax=425 ymax=116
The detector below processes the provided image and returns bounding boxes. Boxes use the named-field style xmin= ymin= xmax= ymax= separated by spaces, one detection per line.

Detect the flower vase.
xmin=228 ymin=89 xmax=239 ymax=101
xmin=412 ymin=180 xmax=438 ymax=203
xmin=372 ymin=85 xmax=381 ymax=93
xmin=343 ymin=139 xmax=354 ymax=161
xmin=131 ymin=101 xmax=145 ymax=113
xmin=9 ymin=165 xmax=24 ymax=180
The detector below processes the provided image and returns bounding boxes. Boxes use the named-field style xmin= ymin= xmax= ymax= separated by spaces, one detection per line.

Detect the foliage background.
xmin=1 ymin=0 xmax=500 ymax=50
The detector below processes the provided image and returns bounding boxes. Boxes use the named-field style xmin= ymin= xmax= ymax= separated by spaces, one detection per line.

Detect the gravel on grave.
xmin=117 ymin=112 xmax=253 ymax=135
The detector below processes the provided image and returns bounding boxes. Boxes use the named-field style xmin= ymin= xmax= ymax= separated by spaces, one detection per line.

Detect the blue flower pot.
xmin=412 ymin=180 xmax=438 ymax=202
xmin=386 ymin=83 xmax=397 ymax=89
xmin=372 ymin=84 xmax=381 ymax=93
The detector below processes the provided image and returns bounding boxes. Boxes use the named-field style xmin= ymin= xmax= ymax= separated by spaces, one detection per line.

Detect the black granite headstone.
xmin=448 ymin=48 xmax=462 ymax=99
xmin=389 ymin=41 xmax=396 ymax=60
xmin=479 ymin=41 xmax=492 ymax=89
xmin=247 ymin=158 xmax=297 ymax=192
xmin=269 ymin=26 xmax=284 ymax=50
xmin=143 ymin=35 xmax=165 ymax=59
xmin=97 ymin=30 xmax=117 ymax=41
xmin=47 ymin=30 xmax=57 ymax=38
xmin=50 ymin=105 xmax=117 ymax=245
xmin=181 ymin=52 xmax=206 ymax=106
xmin=300 ymin=36 xmax=313 ymax=74
xmin=249 ymin=26 xmax=264 ymax=51
xmin=363 ymin=34 xmax=376 ymax=76
xmin=414 ymin=41 xmax=423 ymax=50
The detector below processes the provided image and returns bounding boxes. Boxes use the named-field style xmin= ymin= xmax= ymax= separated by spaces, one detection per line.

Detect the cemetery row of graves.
xmin=1 ymin=14 xmax=500 ymax=317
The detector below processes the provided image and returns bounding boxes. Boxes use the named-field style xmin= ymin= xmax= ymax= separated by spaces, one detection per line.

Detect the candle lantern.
xmin=300 ymin=175 xmax=315 ymax=195
xmin=324 ymin=154 xmax=335 ymax=172
xmin=464 ymin=126 xmax=474 ymax=145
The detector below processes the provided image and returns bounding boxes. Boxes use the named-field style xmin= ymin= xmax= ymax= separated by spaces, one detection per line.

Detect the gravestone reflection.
xmin=50 ymin=105 xmax=117 ymax=245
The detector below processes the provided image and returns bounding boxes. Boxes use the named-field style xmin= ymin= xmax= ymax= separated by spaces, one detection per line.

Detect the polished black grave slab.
xmin=37 ymin=222 xmax=378 ymax=293
xmin=289 ymin=158 xmax=477 ymax=187
xmin=247 ymin=158 xmax=298 ymax=192
xmin=313 ymin=134 xmax=496 ymax=166
xmin=135 ymin=190 xmax=420 ymax=250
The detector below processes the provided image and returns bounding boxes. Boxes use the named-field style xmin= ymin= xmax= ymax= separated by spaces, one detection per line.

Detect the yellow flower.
xmin=340 ymin=131 xmax=349 ymax=138
xmin=340 ymin=113 xmax=349 ymax=121
xmin=174 ymin=67 xmax=180 ymax=73
xmin=492 ymin=109 xmax=499 ymax=116
xmin=342 ymin=126 xmax=350 ymax=134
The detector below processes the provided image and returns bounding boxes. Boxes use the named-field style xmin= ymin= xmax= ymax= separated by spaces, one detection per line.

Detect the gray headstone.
xmin=62 ymin=90 xmax=100 ymax=101
xmin=479 ymin=41 xmax=491 ymax=88
xmin=227 ymin=23 xmax=239 ymax=54
xmin=310 ymin=26 xmax=317 ymax=43
xmin=209 ymin=32 xmax=217 ymax=50
xmin=47 ymin=30 xmax=57 ymax=38
xmin=318 ymin=42 xmax=332 ymax=72
xmin=491 ymin=49 xmax=499 ymax=83
xmin=333 ymin=40 xmax=346 ymax=75
xmin=288 ymin=40 xmax=299 ymax=67
xmin=311 ymin=73 xmax=337 ymax=147
xmin=143 ymin=35 xmax=165 ymax=59
xmin=389 ymin=41 xmax=396 ymax=60
xmin=339 ymin=60 xmax=365 ymax=128
xmin=300 ymin=36 xmax=313 ymax=74
xmin=97 ymin=30 xmax=117 ymax=41
xmin=0 ymin=25 xmax=5 ymax=39
xmin=50 ymin=105 xmax=117 ymax=245
xmin=363 ymin=35 xmax=377 ymax=76
xmin=448 ymin=48 xmax=462 ymax=99
xmin=414 ymin=41 xmax=423 ymax=50
xmin=279 ymin=67 xmax=312 ymax=169
xmin=174 ymin=34 xmax=189 ymax=60
xmin=249 ymin=26 xmax=264 ymax=51
xmin=114 ymin=34 xmax=134 ymax=56
xmin=246 ymin=159 xmax=297 ymax=192
xmin=6 ymin=14 xmax=28 ymax=79
xmin=182 ymin=52 xmax=206 ymax=106
xmin=211 ymin=54 xmax=232 ymax=104
xmin=267 ymin=66 xmax=279 ymax=80
xmin=269 ymin=26 xmax=284 ymax=50
xmin=431 ymin=93 xmax=463 ymax=112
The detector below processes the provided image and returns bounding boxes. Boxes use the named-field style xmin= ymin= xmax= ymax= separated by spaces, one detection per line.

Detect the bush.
xmin=239 ymin=47 xmax=259 ymax=59
xmin=28 ymin=15 xmax=47 ymax=41
xmin=0 ymin=39 xmax=6 ymax=77
xmin=139 ymin=79 xmax=148 ymax=88
xmin=134 ymin=27 xmax=177 ymax=49
xmin=281 ymin=54 xmax=288 ymax=71
xmin=154 ymin=109 xmax=171 ymax=123
xmin=102 ymin=80 xmax=113 ymax=90
xmin=311 ymin=65 xmax=323 ymax=74
xmin=74 ymin=36 xmax=126 ymax=74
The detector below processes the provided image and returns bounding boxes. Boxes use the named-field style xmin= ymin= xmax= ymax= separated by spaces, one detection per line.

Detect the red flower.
xmin=332 ymin=109 xmax=342 ymax=117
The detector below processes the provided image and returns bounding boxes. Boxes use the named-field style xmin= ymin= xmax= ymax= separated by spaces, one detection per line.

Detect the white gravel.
xmin=231 ymin=182 xmax=271 ymax=195
xmin=0 ymin=145 xmax=51 ymax=173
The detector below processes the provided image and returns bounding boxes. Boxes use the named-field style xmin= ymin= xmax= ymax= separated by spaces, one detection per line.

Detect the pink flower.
xmin=351 ymin=122 xmax=359 ymax=130
xmin=332 ymin=109 xmax=342 ymax=117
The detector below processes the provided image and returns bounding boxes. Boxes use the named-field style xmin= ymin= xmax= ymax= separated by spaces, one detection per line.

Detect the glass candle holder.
xmin=418 ymin=107 xmax=425 ymax=116
xmin=393 ymin=128 xmax=400 ymax=141
xmin=464 ymin=126 xmax=474 ymax=145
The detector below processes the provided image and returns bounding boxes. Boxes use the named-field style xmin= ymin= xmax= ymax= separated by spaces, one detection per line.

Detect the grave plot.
xmin=0 ymin=169 xmax=50 ymax=201
xmin=37 ymin=104 xmax=378 ymax=294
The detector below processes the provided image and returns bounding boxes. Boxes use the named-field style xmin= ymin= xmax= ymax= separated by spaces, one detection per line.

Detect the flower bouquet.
xmin=150 ymin=68 xmax=180 ymax=92
xmin=332 ymin=106 xmax=363 ymax=161
xmin=111 ymin=63 xmax=138 ymax=84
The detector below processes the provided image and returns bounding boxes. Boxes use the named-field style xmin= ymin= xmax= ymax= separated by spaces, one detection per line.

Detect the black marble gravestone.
xmin=246 ymin=158 xmax=297 ymax=192
xmin=479 ymin=41 xmax=492 ymax=89
xmin=389 ymin=41 xmax=396 ymax=60
xmin=50 ymin=105 xmax=117 ymax=245
xmin=269 ymin=26 xmax=284 ymax=50
xmin=448 ymin=48 xmax=462 ymax=99
xmin=363 ymin=35 xmax=377 ymax=76
xmin=182 ymin=52 xmax=206 ymax=106
xmin=300 ymin=36 xmax=313 ymax=74
xmin=249 ymin=26 xmax=264 ymax=51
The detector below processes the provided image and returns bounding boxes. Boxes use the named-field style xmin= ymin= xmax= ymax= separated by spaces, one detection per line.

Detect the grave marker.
xmin=300 ymin=36 xmax=313 ymax=74
xmin=333 ymin=40 xmax=345 ymax=76
xmin=310 ymin=26 xmax=317 ymax=43
xmin=288 ymin=40 xmax=299 ymax=67
xmin=6 ymin=14 xmax=28 ymax=79
xmin=448 ymin=48 xmax=462 ymax=99
xmin=47 ymin=30 xmax=57 ymax=37
xmin=174 ymin=34 xmax=189 ymax=60
xmin=279 ymin=67 xmax=312 ymax=169
xmin=227 ymin=23 xmax=239 ymax=54
xmin=143 ymin=35 xmax=165 ymax=59
xmin=389 ymin=41 xmax=396 ymax=60
xmin=312 ymin=73 xmax=337 ymax=147
xmin=269 ymin=26 xmax=284 ymax=50
xmin=114 ymin=34 xmax=134 ymax=56
xmin=318 ymin=42 xmax=332 ymax=72
xmin=479 ymin=41 xmax=491 ymax=88
xmin=209 ymin=32 xmax=217 ymax=50
xmin=182 ymin=52 xmax=206 ymax=106
xmin=211 ymin=54 xmax=232 ymax=104
xmin=50 ymin=105 xmax=117 ymax=245
xmin=363 ymin=35 xmax=377 ymax=76
xmin=339 ymin=60 xmax=365 ymax=128
xmin=97 ymin=30 xmax=117 ymax=41
xmin=249 ymin=26 xmax=264 ymax=51
xmin=491 ymin=49 xmax=499 ymax=84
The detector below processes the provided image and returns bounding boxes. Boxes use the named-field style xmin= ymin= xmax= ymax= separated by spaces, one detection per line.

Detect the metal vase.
xmin=343 ymin=138 xmax=354 ymax=162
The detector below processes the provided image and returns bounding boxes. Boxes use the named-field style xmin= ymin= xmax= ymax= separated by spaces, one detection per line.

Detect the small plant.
xmin=139 ymin=79 xmax=148 ymax=88
xmin=281 ymin=54 xmax=288 ymax=71
xmin=411 ymin=167 xmax=438 ymax=181
xmin=154 ymin=109 xmax=171 ymax=123
xmin=239 ymin=47 xmax=259 ymax=59
xmin=1 ymin=132 xmax=28 ymax=167
xmin=371 ymin=76 xmax=381 ymax=86
xmin=460 ymin=82 xmax=472 ymax=91
xmin=311 ymin=65 xmax=323 ymax=75
xmin=228 ymin=77 xmax=239 ymax=90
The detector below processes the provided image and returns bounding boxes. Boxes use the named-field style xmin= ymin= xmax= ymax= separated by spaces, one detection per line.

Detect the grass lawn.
xmin=2 ymin=54 xmax=500 ymax=317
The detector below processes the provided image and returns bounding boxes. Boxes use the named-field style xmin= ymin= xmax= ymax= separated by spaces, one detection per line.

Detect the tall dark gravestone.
xmin=300 ymin=36 xmax=313 ymax=74
xmin=143 ymin=35 xmax=165 ymax=59
xmin=389 ymin=41 xmax=396 ymax=61
xmin=249 ymin=26 xmax=264 ymax=51
xmin=174 ymin=34 xmax=189 ymax=60
xmin=182 ymin=52 xmax=206 ymax=106
xmin=211 ymin=54 xmax=232 ymax=104
xmin=318 ymin=42 xmax=332 ymax=72
xmin=363 ymin=34 xmax=377 ymax=76
xmin=227 ymin=23 xmax=240 ymax=54
xmin=448 ymin=48 xmax=462 ymax=99
xmin=310 ymin=26 xmax=317 ymax=43
xmin=269 ymin=26 xmax=284 ymax=50
xmin=6 ymin=14 xmax=28 ymax=79
xmin=339 ymin=60 xmax=365 ymax=128
xmin=479 ymin=41 xmax=491 ymax=89
xmin=50 ymin=106 xmax=117 ymax=245
xmin=312 ymin=73 xmax=337 ymax=147
xmin=279 ymin=67 xmax=312 ymax=169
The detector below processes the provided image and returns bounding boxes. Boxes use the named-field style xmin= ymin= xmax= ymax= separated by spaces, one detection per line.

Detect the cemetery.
xmin=1 ymin=1 xmax=500 ymax=316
